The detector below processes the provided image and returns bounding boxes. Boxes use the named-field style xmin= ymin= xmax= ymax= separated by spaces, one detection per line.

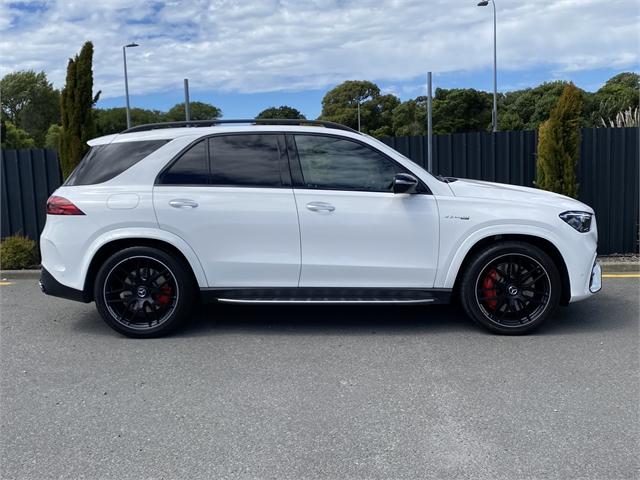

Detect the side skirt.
xmin=199 ymin=287 xmax=452 ymax=305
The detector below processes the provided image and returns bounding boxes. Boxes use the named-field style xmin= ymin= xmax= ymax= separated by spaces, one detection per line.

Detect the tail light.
xmin=46 ymin=196 xmax=85 ymax=215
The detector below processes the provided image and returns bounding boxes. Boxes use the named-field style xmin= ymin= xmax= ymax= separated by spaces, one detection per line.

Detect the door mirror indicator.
xmin=393 ymin=173 xmax=419 ymax=194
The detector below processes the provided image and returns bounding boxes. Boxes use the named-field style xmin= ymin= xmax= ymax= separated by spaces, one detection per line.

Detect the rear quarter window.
xmin=65 ymin=140 xmax=169 ymax=186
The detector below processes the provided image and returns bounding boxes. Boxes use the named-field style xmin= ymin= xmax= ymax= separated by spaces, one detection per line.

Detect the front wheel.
xmin=94 ymin=246 xmax=195 ymax=338
xmin=459 ymin=242 xmax=561 ymax=335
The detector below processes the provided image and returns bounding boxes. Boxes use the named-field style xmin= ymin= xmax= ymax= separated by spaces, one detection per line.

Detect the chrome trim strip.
xmin=216 ymin=298 xmax=435 ymax=305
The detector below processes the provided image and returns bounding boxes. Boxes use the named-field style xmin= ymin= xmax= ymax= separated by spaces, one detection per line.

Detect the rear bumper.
xmin=39 ymin=268 xmax=90 ymax=303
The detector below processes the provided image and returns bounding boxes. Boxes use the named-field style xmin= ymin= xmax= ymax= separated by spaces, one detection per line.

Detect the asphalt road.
xmin=1 ymin=277 xmax=638 ymax=480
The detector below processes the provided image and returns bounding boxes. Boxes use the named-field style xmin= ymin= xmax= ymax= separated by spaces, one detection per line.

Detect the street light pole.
xmin=122 ymin=43 xmax=139 ymax=129
xmin=477 ymin=0 xmax=498 ymax=132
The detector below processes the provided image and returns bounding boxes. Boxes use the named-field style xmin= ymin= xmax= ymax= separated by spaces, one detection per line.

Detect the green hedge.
xmin=0 ymin=235 xmax=39 ymax=270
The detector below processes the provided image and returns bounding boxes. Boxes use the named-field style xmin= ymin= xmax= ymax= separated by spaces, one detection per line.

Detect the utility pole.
xmin=122 ymin=43 xmax=139 ymax=129
xmin=477 ymin=0 xmax=498 ymax=132
xmin=184 ymin=79 xmax=191 ymax=121
xmin=427 ymin=72 xmax=433 ymax=172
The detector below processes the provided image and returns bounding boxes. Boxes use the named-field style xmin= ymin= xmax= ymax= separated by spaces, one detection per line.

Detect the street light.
xmin=122 ymin=43 xmax=139 ymax=129
xmin=477 ymin=0 xmax=498 ymax=132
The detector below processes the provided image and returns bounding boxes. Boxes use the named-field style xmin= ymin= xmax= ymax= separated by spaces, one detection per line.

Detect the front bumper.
xmin=39 ymin=268 xmax=91 ymax=303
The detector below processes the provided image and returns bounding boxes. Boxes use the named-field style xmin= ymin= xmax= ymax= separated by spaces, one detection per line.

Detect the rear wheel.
xmin=94 ymin=246 xmax=194 ymax=338
xmin=459 ymin=242 xmax=561 ymax=334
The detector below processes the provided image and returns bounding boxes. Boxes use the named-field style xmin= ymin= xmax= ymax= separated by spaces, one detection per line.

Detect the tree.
xmin=256 ymin=106 xmax=306 ymax=119
xmin=498 ymin=81 xmax=579 ymax=131
xmin=319 ymin=80 xmax=399 ymax=136
xmin=163 ymin=102 xmax=221 ymax=122
xmin=392 ymin=99 xmax=427 ymax=136
xmin=0 ymin=70 xmax=60 ymax=146
xmin=432 ymin=88 xmax=493 ymax=134
xmin=1 ymin=120 xmax=36 ymax=149
xmin=95 ymin=107 xmax=164 ymax=136
xmin=44 ymin=124 xmax=63 ymax=150
xmin=536 ymin=83 xmax=583 ymax=198
xmin=591 ymin=72 xmax=640 ymax=125
xmin=59 ymin=41 xmax=100 ymax=178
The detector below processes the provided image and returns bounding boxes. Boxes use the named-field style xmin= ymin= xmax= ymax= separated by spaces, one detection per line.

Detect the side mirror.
xmin=393 ymin=173 xmax=419 ymax=194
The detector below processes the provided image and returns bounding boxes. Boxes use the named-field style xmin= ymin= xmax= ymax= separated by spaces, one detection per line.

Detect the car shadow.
xmin=71 ymin=293 xmax=628 ymax=339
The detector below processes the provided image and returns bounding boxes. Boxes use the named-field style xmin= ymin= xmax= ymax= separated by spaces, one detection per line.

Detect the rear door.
xmin=153 ymin=133 xmax=300 ymax=287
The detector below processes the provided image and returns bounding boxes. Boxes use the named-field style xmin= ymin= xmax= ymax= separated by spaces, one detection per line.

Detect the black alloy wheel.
xmin=94 ymin=246 xmax=194 ymax=338
xmin=103 ymin=256 xmax=178 ymax=329
xmin=460 ymin=242 xmax=561 ymax=334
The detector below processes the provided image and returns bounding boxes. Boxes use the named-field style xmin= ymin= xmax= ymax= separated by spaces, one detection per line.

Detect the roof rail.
xmin=122 ymin=118 xmax=360 ymax=134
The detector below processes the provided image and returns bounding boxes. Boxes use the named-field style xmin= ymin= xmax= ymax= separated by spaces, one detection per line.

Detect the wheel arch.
xmin=451 ymin=234 xmax=571 ymax=306
xmin=82 ymin=236 xmax=206 ymax=301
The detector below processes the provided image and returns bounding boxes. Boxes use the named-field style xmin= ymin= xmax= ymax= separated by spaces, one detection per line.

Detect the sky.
xmin=1 ymin=0 xmax=638 ymax=119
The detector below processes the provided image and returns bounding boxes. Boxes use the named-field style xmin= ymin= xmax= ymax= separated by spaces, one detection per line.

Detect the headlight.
xmin=559 ymin=211 xmax=592 ymax=233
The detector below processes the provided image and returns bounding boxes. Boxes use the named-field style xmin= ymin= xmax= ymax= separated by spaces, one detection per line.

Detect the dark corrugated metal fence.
xmin=1 ymin=149 xmax=62 ymax=242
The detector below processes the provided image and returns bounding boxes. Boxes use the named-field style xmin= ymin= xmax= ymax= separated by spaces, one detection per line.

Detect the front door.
xmin=153 ymin=134 xmax=300 ymax=287
xmin=290 ymin=134 xmax=439 ymax=288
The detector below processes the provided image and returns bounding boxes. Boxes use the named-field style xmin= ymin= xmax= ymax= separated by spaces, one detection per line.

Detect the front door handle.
xmin=169 ymin=199 xmax=199 ymax=209
xmin=306 ymin=201 xmax=335 ymax=212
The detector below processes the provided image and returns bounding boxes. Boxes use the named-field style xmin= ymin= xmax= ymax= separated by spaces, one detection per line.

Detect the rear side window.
xmin=158 ymin=140 xmax=209 ymax=185
xmin=209 ymin=134 xmax=282 ymax=187
xmin=65 ymin=140 xmax=168 ymax=186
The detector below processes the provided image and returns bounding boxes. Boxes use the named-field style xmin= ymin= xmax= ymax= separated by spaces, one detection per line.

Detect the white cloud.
xmin=0 ymin=0 xmax=638 ymax=98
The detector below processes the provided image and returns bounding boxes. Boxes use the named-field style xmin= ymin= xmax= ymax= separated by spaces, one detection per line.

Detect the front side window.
xmin=66 ymin=140 xmax=168 ymax=186
xmin=294 ymin=135 xmax=398 ymax=192
xmin=158 ymin=140 xmax=208 ymax=185
xmin=209 ymin=134 xmax=281 ymax=187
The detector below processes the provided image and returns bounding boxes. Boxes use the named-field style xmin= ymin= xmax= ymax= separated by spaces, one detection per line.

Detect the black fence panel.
xmin=1 ymin=149 xmax=62 ymax=242
xmin=382 ymin=127 xmax=638 ymax=254
xmin=578 ymin=127 xmax=639 ymax=255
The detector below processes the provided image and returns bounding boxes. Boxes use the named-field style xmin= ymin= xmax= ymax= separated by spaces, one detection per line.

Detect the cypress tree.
xmin=535 ymin=83 xmax=582 ymax=198
xmin=60 ymin=42 xmax=99 ymax=178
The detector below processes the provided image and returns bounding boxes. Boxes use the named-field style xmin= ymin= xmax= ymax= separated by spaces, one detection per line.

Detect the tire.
xmin=459 ymin=241 xmax=561 ymax=335
xmin=94 ymin=246 xmax=195 ymax=338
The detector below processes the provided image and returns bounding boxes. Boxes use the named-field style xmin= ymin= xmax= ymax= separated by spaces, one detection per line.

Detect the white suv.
xmin=39 ymin=119 xmax=601 ymax=338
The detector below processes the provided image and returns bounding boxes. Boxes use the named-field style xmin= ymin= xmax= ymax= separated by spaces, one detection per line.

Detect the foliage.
xmin=0 ymin=70 xmax=60 ymax=146
xmin=536 ymin=83 xmax=583 ymax=198
xmin=0 ymin=235 xmax=39 ymax=269
xmin=95 ymin=107 xmax=164 ymax=136
xmin=44 ymin=124 xmax=63 ymax=150
xmin=0 ymin=120 xmax=36 ymax=149
xmin=432 ymin=88 xmax=493 ymax=134
xmin=59 ymin=42 xmax=100 ymax=178
xmin=392 ymin=99 xmax=427 ymax=136
xmin=256 ymin=105 xmax=306 ymax=119
xmin=498 ymin=81 xmax=569 ymax=131
xmin=163 ymin=101 xmax=221 ymax=122
xmin=600 ymin=106 xmax=639 ymax=128
xmin=591 ymin=73 xmax=640 ymax=124
xmin=319 ymin=80 xmax=400 ymax=136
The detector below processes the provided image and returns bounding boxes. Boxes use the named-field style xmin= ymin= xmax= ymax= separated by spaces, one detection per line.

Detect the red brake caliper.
xmin=481 ymin=269 xmax=499 ymax=310
xmin=154 ymin=286 xmax=172 ymax=306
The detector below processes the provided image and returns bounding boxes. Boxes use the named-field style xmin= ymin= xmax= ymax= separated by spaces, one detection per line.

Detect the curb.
xmin=1 ymin=269 xmax=41 ymax=279
xmin=598 ymin=262 xmax=640 ymax=273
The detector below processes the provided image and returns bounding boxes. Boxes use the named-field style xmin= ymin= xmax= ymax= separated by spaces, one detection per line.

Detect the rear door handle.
xmin=306 ymin=201 xmax=335 ymax=212
xmin=169 ymin=199 xmax=199 ymax=209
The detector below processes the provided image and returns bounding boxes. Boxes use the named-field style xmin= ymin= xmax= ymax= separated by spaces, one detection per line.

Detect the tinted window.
xmin=65 ymin=140 xmax=168 ymax=186
xmin=210 ymin=135 xmax=281 ymax=187
xmin=294 ymin=135 xmax=398 ymax=192
xmin=158 ymin=140 xmax=208 ymax=184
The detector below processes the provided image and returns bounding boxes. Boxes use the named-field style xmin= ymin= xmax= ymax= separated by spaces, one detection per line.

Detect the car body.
xmin=40 ymin=119 xmax=601 ymax=337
